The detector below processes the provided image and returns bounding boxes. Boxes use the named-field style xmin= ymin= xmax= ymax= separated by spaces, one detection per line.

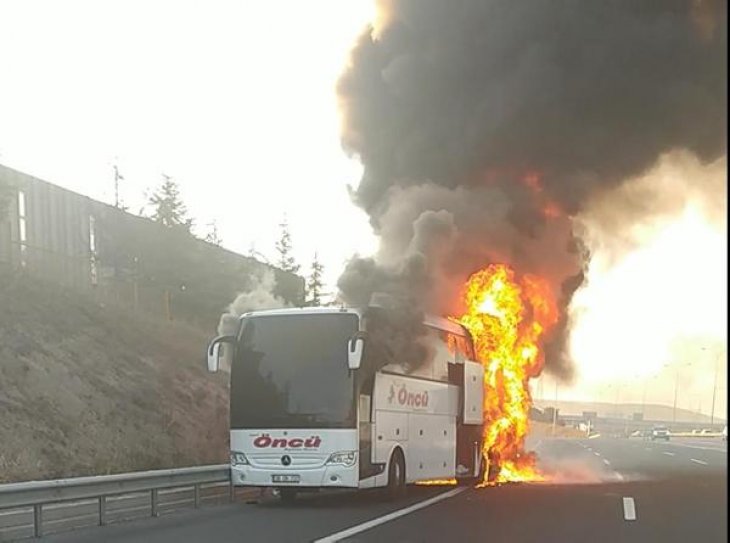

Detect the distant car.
xmin=651 ymin=426 xmax=670 ymax=441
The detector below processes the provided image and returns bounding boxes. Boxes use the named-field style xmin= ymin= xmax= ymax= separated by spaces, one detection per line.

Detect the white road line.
xmin=594 ymin=452 xmax=600 ymax=457
xmin=587 ymin=447 xmax=593 ymax=451
xmin=690 ymin=458 xmax=708 ymax=465
xmin=614 ymin=472 xmax=625 ymax=481
xmin=622 ymin=497 xmax=637 ymax=521
xmin=602 ymin=459 xmax=611 ymax=466
xmin=662 ymin=452 xmax=675 ymax=457
xmin=314 ymin=488 xmax=466 ymax=542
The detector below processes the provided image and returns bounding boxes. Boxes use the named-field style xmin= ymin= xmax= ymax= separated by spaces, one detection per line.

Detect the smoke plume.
xmin=336 ymin=0 xmax=726 ymax=380
xmin=218 ymin=271 xmax=286 ymax=336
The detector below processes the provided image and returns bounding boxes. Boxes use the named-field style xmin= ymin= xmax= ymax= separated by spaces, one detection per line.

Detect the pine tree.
xmin=148 ymin=174 xmax=192 ymax=231
xmin=307 ymin=252 xmax=324 ymax=306
xmin=204 ymin=221 xmax=223 ymax=246
xmin=275 ymin=217 xmax=300 ymax=273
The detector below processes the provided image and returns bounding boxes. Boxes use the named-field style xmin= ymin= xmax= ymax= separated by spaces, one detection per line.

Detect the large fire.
xmin=455 ymin=263 xmax=559 ymax=484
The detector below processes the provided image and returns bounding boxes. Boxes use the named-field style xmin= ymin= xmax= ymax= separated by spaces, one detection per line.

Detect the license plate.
xmin=272 ymin=474 xmax=300 ymax=484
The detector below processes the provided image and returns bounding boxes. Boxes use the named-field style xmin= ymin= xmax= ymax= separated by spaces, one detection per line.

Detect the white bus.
xmin=206 ymin=306 xmax=487 ymax=501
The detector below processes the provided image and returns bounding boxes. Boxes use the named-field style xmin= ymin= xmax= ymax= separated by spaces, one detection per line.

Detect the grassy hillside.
xmin=0 ymin=271 xmax=229 ymax=483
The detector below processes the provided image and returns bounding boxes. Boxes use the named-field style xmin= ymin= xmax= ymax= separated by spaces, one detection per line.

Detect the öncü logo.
xmin=252 ymin=434 xmax=322 ymax=449
xmin=394 ymin=385 xmax=429 ymax=408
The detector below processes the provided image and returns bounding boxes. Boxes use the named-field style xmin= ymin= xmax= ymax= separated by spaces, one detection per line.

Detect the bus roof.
xmin=239 ymin=307 xmax=362 ymax=318
xmin=239 ymin=307 xmax=469 ymax=337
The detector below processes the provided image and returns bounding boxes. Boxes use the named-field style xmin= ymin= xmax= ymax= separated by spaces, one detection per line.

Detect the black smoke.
xmin=336 ymin=0 xmax=726 ymax=381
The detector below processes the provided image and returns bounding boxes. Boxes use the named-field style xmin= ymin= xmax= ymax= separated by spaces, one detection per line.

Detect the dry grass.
xmin=0 ymin=271 xmax=229 ymax=483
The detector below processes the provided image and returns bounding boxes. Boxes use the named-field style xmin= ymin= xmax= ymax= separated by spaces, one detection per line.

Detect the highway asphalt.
xmin=5 ymin=436 xmax=726 ymax=542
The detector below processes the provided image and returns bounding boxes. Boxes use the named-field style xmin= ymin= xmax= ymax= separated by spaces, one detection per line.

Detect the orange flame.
xmin=415 ymin=478 xmax=458 ymax=486
xmin=455 ymin=264 xmax=558 ymax=484
xmin=542 ymin=201 xmax=562 ymax=219
xmin=521 ymin=171 xmax=563 ymax=220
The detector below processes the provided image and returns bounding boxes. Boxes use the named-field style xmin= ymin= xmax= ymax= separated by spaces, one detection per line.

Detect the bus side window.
xmin=408 ymin=328 xmax=437 ymax=380
xmin=459 ymin=335 xmax=472 ymax=361
xmin=451 ymin=334 xmax=475 ymax=363
xmin=428 ymin=329 xmax=450 ymax=382
xmin=463 ymin=335 xmax=477 ymax=361
xmin=447 ymin=332 xmax=466 ymax=364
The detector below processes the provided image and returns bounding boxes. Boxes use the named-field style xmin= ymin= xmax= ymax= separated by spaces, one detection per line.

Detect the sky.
xmin=0 ymin=0 xmax=378 ymax=292
xmin=563 ymin=154 xmax=727 ymax=418
xmin=0 ymin=0 xmax=725 ymax=418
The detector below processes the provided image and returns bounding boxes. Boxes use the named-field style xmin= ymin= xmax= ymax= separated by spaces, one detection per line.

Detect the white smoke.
xmin=217 ymin=270 xmax=287 ymax=336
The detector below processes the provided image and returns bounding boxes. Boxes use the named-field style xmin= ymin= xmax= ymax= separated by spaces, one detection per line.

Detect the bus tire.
xmin=486 ymin=457 xmax=499 ymax=483
xmin=458 ymin=454 xmax=487 ymax=486
xmin=477 ymin=454 xmax=488 ymax=483
xmin=279 ymin=488 xmax=297 ymax=503
xmin=386 ymin=449 xmax=406 ymax=501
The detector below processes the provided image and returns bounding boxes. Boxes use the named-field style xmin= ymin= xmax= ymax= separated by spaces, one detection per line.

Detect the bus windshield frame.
xmin=230 ymin=312 xmax=359 ymax=430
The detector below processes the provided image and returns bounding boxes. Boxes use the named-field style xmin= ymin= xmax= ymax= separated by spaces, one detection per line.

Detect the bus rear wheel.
xmin=457 ymin=454 xmax=487 ymax=486
xmin=386 ymin=450 xmax=406 ymax=501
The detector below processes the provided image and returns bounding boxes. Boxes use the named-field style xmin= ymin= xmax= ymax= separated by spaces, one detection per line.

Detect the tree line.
xmin=137 ymin=175 xmax=325 ymax=307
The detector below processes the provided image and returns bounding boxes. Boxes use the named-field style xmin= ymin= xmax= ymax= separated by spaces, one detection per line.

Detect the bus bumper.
xmin=230 ymin=464 xmax=359 ymax=488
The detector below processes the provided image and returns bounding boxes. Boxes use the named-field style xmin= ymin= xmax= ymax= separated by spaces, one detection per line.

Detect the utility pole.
xmin=699 ymin=347 xmax=722 ymax=428
xmin=672 ymin=370 xmax=679 ymax=424
xmin=113 ymin=164 xmax=124 ymax=208
xmin=551 ymin=380 xmax=558 ymax=436
xmin=710 ymin=352 xmax=720 ymax=426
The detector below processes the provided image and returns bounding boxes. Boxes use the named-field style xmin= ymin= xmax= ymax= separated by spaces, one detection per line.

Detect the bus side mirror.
xmin=207 ymin=335 xmax=234 ymax=373
xmin=348 ymin=336 xmax=365 ymax=371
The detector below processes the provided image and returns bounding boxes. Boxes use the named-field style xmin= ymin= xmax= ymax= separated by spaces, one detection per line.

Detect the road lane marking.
xmin=690 ymin=458 xmax=708 ymax=465
xmin=602 ymin=459 xmax=611 ymax=466
xmin=594 ymin=452 xmax=600 ymax=457
xmin=614 ymin=472 xmax=624 ymax=481
xmin=314 ymin=488 xmax=466 ymax=542
xmin=662 ymin=452 xmax=675 ymax=456
xmin=587 ymin=447 xmax=593 ymax=451
xmin=622 ymin=497 xmax=636 ymax=521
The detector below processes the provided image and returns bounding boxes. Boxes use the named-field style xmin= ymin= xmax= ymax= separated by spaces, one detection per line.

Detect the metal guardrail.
xmin=670 ymin=432 xmax=724 ymax=438
xmin=0 ymin=464 xmax=231 ymax=538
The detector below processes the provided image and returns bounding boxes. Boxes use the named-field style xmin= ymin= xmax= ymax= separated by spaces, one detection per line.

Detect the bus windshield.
xmin=230 ymin=313 xmax=358 ymax=429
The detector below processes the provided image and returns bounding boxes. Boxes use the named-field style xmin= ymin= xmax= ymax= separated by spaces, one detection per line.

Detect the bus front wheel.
xmin=386 ymin=450 xmax=406 ymax=501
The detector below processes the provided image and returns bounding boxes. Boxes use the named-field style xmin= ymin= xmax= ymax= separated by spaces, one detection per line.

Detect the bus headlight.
xmin=326 ymin=451 xmax=357 ymax=467
xmin=230 ymin=451 xmax=250 ymax=466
